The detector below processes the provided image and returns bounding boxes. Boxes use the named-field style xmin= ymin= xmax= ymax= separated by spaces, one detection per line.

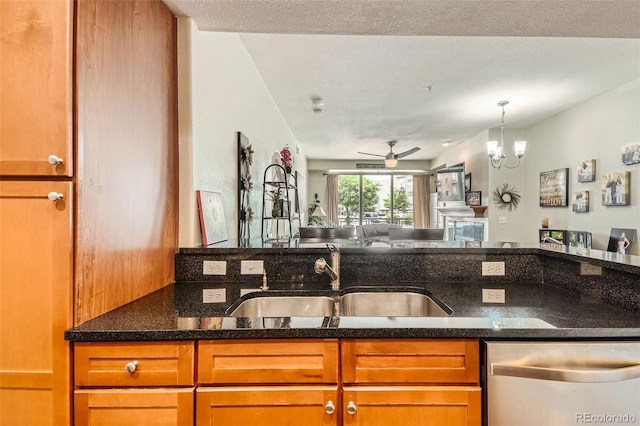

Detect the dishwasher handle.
xmin=491 ymin=361 xmax=640 ymax=383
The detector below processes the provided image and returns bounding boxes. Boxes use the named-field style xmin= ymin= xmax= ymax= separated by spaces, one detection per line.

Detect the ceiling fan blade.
xmin=357 ymin=151 xmax=386 ymax=158
xmin=395 ymin=147 xmax=421 ymax=159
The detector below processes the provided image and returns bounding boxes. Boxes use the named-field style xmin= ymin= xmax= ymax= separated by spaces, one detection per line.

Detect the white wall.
xmin=178 ymin=18 xmax=307 ymax=246
xmin=518 ymin=79 xmax=640 ymax=251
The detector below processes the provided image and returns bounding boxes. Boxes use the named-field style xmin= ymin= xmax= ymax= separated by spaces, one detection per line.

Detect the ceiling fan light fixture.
xmin=384 ymin=157 xmax=398 ymax=168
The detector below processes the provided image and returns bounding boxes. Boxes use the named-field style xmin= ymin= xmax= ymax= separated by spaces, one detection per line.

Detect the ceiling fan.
xmin=358 ymin=140 xmax=421 ymax=168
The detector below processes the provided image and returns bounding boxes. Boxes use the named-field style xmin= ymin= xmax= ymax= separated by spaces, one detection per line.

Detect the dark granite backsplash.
xmin=175 ymin=247 xmax=640 ymax=313
xmin=175 ymin=250 xmax=544 ymax=285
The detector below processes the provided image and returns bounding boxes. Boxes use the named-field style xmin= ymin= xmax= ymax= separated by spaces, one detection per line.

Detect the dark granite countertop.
xmin=65 ymin=280 xmax=640 ymax=342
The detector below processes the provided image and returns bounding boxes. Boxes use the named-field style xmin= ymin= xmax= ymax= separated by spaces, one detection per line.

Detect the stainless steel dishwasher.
xmin=486 ymin=341 xmax=640 ymax=426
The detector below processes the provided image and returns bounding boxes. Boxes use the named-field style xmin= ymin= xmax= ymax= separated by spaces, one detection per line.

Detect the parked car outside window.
xmin=364 ymin=212 xmax=380 ymax=223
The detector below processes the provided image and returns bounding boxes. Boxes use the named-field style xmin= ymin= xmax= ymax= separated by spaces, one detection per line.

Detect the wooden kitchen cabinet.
xmin=0 ymin=181 xmax=73 ymax=426
xmin=342 ymin=386 xmax=481 ymax=426
xmin=196 ymin=339 xmax=340 ymax=426
xmin=74 ymin=342 xmax=195 ymax=426
xmin=0 ymin=0 xmax=73 ymax=177
xmin=74 ymin=388 xmax=194 ymax=426
xmin=196 ymin=386 xmax=339 ymax=426
xmin=341 ymin=339 xmax=481 ymax=426
xmin=1 ymin=0 xmax=178 ymax=423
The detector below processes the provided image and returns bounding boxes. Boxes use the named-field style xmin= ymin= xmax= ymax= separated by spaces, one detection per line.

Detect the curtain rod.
xmin=323 ymin=169 xmax=432 ymax=176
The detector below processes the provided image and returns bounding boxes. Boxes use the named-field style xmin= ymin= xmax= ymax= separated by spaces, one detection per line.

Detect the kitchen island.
xmin=65 ymin=244 xmax=640 ymax=426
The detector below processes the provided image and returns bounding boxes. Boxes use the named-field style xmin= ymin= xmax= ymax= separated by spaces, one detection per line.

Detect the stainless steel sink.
xmin=226 ymin=289 xmax=451 ymax=318
xmin=227 ymin=296 xmax=335 ymax=317
xmin=339 ymin=291 xmax=450 ymax=317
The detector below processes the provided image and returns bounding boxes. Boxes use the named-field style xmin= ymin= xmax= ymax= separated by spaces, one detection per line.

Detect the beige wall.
xmin=178 ymin=18 xmax=307 ymax=245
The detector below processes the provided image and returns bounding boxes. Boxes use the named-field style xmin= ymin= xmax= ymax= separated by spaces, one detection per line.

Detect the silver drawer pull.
xmin=324 ymin=400 xmax=335 ymax=415
xmin=47 ymin=192 xmax=64 ymax=201
xmin=124 ymin=360 xmax=138 ymax=373
xmin=48 ymin=155 xmax=64 ymax=165
xmin=346 ymin=401 xmax=357 ymax=415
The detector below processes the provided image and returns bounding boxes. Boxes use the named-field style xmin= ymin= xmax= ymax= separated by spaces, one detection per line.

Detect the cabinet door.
xmin=0 ymin=0 xmax=73 ymax=176
xmin=0 ymin=181 xmax=73 ymax=425
xmin=343 ymin=386 xmax=481 ymax=426
xmin=196 ymin=386 xmax=339 ymax=426
xmin=74 ymin=388 xmax=194 ymax=426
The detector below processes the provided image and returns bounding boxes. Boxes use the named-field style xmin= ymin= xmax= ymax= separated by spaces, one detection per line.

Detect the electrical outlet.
xmin=482 ymin=289 xmax=506 ymax=303
xmin=580 ymin=262 xmax=602 ymax=276
xmin=482 ymin=261 xmax=505 ymax=276
xmin=241 ymin=260 xmax=264 ymax=274
xmin=203 ymin=288 xmax=226 ymax=303
xmin=203 ymin=260 xmax=226 ymax=275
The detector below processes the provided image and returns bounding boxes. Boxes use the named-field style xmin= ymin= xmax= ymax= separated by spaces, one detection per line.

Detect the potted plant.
xmin=269 ymin=188 xmax=282 ymax=217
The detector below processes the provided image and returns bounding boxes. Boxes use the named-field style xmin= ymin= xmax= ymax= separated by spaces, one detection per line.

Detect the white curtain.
xmin=326 ymin=174 xmax=339 ymax=225
xmin=413 ymin=174 xmax=430 ymax=228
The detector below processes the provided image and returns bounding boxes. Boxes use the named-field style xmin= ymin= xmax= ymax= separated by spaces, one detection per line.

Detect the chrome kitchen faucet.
xmin=314 ymin=243 xmax=340 ymax=290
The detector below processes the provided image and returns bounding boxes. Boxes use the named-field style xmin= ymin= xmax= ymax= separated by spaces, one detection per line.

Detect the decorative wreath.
xmin=492 ymin=183 xmax=521 ymax=212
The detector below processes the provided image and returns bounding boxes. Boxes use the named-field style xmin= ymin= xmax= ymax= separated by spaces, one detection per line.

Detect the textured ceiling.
xmin=162 ymin=0 xmax=640 ymax=161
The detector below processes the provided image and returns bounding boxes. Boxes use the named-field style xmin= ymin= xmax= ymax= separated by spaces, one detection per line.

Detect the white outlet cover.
xmin=241 ymin=260 xmax=264 ymax=274
xmin=203 ymin=260 xmax=226 ymax=275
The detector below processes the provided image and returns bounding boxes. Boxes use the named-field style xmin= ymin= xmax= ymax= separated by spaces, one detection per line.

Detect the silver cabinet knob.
xmin=324 ymin=400 xmax=335 ymax=415
xmin=346 ymin=401 xmax=357 ymax=415
xmin=48 ymin=155 xmax=64 ymax=165
xmin=124 ymin=360 xmax=138 ymax=373
xmin=47 ymin=192 xmax=64 ymax=201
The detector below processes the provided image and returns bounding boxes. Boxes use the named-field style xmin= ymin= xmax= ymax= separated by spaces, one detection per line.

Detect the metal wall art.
xmin=238 ymin=132 xmax=254 ymax=240
xmin=492 ymin=183 xmax=521 ymax=211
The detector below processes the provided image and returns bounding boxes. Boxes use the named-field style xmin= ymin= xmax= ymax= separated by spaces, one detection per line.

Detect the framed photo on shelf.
xmin=572 ymin=190 xmax=589 ymax=213
xmin=197 ymin=190 xmax=228 ymax=245
xmin=577 ymin=159 xmax=595 ymax=182
xmin=539 ymin=168 xmax=569 ymax=207
xmin=465 ymin=191 xmax=481 ymax=206
xmin=602 ymin=171 xmax=630 ymax=206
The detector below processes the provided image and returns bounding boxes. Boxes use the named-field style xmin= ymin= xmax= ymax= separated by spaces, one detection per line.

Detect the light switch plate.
xmin=241 ymin=260 xmax=264 ymax=274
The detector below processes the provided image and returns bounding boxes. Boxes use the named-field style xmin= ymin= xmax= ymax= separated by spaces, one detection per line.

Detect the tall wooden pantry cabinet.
xmin=0 ymin=1 xmax=178 ymax=424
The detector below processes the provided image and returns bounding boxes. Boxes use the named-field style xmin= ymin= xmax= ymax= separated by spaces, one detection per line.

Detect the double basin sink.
xmin=226 ymin=287 xmax=452 ymax=318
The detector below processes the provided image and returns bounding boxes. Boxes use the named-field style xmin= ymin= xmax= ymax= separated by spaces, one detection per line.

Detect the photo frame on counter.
xmin=197 ymin=190 xmax=228 ymax=245
xmin=539 ymin=168 xmax=569 ymax=207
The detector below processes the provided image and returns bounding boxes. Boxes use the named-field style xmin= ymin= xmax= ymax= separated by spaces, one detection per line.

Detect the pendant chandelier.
xmin=487 ymin=101 xmax=526 ymax=170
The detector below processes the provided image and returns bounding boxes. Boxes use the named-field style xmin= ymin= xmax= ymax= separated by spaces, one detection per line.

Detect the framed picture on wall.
xmin=572 ymin=190 xmax=589 ymax=213
xmin=577 ymin=159 xmax=595 ymax=182
xmin=465 ymin=191 xmax=481 ymax=206
xmin=622 ymin=143 xmax=640 ymax=165
xmin=602 ymin=171 xmax=630 ymax=206
xmin=539 ymin=168 xmax=569 ymax=207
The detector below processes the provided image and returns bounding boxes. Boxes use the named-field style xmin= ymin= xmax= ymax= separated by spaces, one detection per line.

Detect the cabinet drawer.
xmin=341 ymin=339 xmax=479 ymax=384
xmin=74 ymin=341 xmax=195 ymax=387
xmin=198 ymin=339 xmax=339 ymax=384
xmin=74 ymin=388 xmax=194 ymax=426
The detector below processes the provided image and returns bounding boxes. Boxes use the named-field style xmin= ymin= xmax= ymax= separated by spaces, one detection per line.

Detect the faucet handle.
xmin=314 ymin=258 xmax=328 ymax=274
